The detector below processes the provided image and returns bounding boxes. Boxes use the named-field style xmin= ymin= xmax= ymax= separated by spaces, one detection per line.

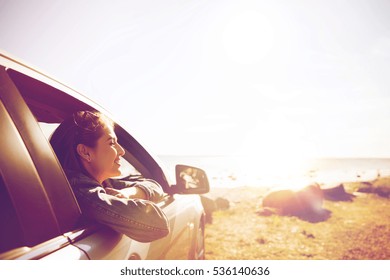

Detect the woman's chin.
xmin=113 ymin=168 xmax=122 ymax=177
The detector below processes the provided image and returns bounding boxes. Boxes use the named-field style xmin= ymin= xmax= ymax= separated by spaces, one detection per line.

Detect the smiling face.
xmin=50 ymin=110 xmax=126 ymax=183
xmin=77 ymin=122 xmax=125 ymax=184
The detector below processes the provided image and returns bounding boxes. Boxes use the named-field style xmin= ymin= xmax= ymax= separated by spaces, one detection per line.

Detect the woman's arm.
xmin=67 ymin=170 xmax=169 ymax=242
xmin=107 ymin=177 xmax=166 ymax=202
xmin=105 ymin=185 xmax=147 ymax=199
xmin=75 ymin=186 xmax=169 ymax=242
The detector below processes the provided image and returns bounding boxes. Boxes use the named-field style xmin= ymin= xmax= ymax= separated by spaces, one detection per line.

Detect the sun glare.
xmin=236 ymin=116 xmax=316 ymax=189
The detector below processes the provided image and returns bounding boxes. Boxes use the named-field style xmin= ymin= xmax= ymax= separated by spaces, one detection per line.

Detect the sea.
xmin=158 ymin=155 xmax=390 ymax=189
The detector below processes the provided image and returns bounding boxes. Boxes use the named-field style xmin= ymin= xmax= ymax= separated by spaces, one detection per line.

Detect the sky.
xmin=1 ymin=0 xmax=390 ymax=158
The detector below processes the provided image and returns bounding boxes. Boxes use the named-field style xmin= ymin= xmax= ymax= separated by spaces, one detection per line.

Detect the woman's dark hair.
xmin=50 ymin=111 xmax=114 ymax=171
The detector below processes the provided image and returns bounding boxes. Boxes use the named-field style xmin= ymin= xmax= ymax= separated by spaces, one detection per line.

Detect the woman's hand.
xmin=105 ymin=187 xmax=147 ymax=200
xmin=105 ymin=187 xmax=126 ymax=198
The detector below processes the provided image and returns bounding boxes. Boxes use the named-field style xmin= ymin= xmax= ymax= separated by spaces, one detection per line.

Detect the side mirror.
xmin=171 ymin=164 xmax=210 ymax=194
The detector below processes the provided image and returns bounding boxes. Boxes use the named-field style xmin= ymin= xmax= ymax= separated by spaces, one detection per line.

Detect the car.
xmin=0 ymin=51 xmax=210 ymax=260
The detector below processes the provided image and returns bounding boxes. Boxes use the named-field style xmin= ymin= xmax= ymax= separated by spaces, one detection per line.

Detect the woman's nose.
xmin=117 ymin=143 xmax=125 ymax=156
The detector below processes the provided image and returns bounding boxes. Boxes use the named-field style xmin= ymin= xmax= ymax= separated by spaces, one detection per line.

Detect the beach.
xmin=159 ymin=156 xmax=390 ymax=259
xmin=203 ymin=179 xmax=390 ymax=260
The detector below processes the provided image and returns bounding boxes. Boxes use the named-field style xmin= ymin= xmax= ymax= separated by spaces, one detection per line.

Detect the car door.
xmin=147 ymin=194 xmax=202 ymax=259
xmin=65 ymin=193 xmax=202 ymax=260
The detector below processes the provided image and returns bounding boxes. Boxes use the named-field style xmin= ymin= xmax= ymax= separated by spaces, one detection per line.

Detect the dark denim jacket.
xmin=66 ymin=170 xmax=169 ymax=243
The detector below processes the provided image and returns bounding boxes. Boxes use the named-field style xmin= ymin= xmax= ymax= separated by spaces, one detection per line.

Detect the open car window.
xmin=6 ymin=66 xmax=167 ymax=188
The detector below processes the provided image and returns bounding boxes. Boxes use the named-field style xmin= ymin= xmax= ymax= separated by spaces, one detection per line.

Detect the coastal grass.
xmin=204 ymin=181 xmax=390 ymax=260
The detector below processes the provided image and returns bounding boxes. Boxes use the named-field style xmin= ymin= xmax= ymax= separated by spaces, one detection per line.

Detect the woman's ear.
xmin=76 ymin=144 xmax=91 ymax=162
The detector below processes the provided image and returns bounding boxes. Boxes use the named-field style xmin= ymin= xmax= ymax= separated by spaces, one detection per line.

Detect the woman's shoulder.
xmin=65 ymin=169 xmax=101 ymax=188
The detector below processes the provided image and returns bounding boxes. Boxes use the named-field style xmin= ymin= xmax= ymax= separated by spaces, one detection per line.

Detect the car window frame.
xmin=0 ymin=66 xmax=81 ymax=249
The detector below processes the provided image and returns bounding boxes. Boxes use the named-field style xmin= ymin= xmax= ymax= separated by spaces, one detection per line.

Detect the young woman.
xmin=50 ymin=110 xmax=169 ymax=242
